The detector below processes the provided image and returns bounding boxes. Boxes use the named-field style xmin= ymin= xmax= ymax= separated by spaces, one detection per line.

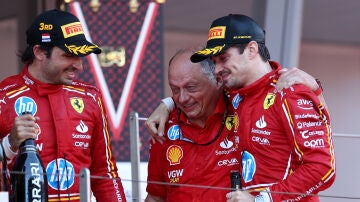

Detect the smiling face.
xmin=35 ymin=46 xmax=83 ymax=85
xmin=168 ymin=50 xmax=220 ymax=125
xmin=211 ymin=41 xmax=268 ymax=90
xmin=212 ymin=46 xmax=250 ymax=89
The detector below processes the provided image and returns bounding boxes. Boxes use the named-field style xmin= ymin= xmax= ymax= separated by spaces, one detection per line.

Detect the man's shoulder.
xmin=66 ymin=81 xmax=103 ymax=103
xmin=0 ymin=74 xmax=24 ymax=92
xmin=280 ymin=84 xmax=313 ymax=96
xmin=71 ymin=81 xmax=100 ymax=93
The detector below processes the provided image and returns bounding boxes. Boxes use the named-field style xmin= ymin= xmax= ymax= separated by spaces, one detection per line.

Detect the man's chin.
xmin=224 ymin=80 xmax=237 ymax=89
xmin=62 ymin=79 xmax=74 ymax=85
xmin=185 ymin=111 xmax=200 ymax=119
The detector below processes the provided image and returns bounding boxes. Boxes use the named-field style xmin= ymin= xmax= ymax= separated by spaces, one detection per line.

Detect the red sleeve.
xmin=146 ymin=140 xmax=167 ymax=199
xmin=270 ymin=84 xmax=336 ymax=201
xmin=89 ymin=94 xmax=127 ymax=201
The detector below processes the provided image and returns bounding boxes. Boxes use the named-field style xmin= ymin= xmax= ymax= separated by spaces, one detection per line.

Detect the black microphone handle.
xmin=230 ymin=171 xmax=242 ymax=191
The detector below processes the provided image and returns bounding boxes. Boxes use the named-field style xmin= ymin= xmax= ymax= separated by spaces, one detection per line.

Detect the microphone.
xmin=230 ymin=170 xmax=242 ymax=191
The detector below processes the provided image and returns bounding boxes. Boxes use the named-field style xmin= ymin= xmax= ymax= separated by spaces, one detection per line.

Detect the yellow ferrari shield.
xmin=263 ymin=93 xmax=275 ymax=109
xmin=70 ymin=97 xmax=84 ymax=113
xmin=225 ymin=114 xmax=239 ymax=131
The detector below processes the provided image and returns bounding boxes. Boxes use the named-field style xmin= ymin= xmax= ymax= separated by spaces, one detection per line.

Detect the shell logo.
xmin=166 ymin=145 xmax=183 ymax=165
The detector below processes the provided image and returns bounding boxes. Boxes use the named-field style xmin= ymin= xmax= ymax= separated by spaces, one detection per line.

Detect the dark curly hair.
xmin=19 ymin=45 xmax=54 ymax=65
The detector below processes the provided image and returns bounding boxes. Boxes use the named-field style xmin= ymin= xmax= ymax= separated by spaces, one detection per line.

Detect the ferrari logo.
xmin=225 ymin=114 xmax=239 ymax=131
xmin=264 ymin=93 xmax=275 ymax=109
xmin=70 ymin=97 xmax=84 ymax=114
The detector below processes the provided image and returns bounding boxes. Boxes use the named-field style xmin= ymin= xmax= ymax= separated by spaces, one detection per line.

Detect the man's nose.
xmin=214 ymin=64 xmax=223 ymax=76
xmin=178 ymin=89 xmax=189 ymax=104
xmin=73 ymin=57 xmax=83 ymax=71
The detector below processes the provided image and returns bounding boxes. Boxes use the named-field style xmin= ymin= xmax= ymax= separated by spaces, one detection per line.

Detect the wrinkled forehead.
xmin=169 ymin=68 xmax=214 ymax=89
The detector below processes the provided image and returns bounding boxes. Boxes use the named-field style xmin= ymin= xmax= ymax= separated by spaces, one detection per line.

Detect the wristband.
xmin=314 ymin=79 xmax=323 ymax=96
xmin=2 ymin=134 xmax=18 ymax=160
xmin=161 ymin=97 xmax=175 ymax=112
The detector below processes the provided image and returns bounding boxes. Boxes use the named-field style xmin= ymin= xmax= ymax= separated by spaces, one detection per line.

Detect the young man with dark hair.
xmin=191 ymin=14 xmax=335 ymax=202
xmin=0 ymin=9 xmax=126 ymax=201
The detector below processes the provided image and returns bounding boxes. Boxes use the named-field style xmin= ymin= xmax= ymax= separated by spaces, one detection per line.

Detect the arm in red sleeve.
xmin=270 ymin=85 xmax=336 ymax=201
xmin=146 ymin=140 xmax=166 ymax=199
xmin=90 ymin=94 xmax=127 ymax=202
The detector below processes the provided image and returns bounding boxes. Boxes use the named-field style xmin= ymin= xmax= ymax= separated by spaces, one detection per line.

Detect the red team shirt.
xmin=146 ymin=94 xmax=241 ymax=202
xmin=229 ymin=61 xmax=335 ymax=201
xmin=147 ymin=61 xmax=335 ymax=201
xmin=0 ymin=67 xmax=126 ymax=202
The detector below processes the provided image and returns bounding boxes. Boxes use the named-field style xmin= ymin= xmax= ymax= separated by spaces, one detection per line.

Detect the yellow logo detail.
xmin=70 ymin=97 xmax=84 ymax=113
xmin=166 ymin=145 xmax=183 ymax=165
xmin=61 ymin=22 xmax=84 ymax=38
xmin=234 ymin=35 xmax=252 ymax=39
xmin=195 ymin=45 xmax=225 ymax=57
xmin=39 ymin=22 xmax=53 ymax=31
xmin=264 ymin=93 xmax=276 ymax=109
xmin=225 ymin=114 xmax=239 ymax=131
xmin=65 ymin=44 xmax=98 ymax=55
xmin=208 ymin=26 xmax=226 ymax=40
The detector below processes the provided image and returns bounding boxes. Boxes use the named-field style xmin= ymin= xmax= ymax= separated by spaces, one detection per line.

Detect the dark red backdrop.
xmin=70 ymin=0 xmax=164 ymax=161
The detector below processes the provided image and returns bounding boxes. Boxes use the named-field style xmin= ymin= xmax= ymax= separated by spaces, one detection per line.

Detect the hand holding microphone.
xmin=226 ymin=170 xmax=243 ymax=201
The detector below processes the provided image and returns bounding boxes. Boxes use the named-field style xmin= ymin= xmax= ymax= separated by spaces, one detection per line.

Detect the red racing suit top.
xmin=0 ymin=66 xmax=126 ymax=202
xmin=146 ymin=93 xmax=241 ymax=202
xmin=227 ymin=61 xmax=335 ymax=201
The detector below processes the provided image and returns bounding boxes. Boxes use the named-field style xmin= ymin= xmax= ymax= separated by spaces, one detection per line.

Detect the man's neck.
xmin=245 ymin=60 xmax=272 ymax=86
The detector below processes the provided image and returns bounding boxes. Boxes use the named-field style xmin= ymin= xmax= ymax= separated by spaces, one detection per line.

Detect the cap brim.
xmin=60 ymin=40 xmax=101 ymax=57
xmin=190 ymin=44 xmax=230 ymax=63
xmin=190 ymin=54 xmax=209 ymax=63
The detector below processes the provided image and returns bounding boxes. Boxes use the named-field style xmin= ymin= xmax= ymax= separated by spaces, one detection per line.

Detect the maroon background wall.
xmin=69 ymin=0 xmax=164 ymax=161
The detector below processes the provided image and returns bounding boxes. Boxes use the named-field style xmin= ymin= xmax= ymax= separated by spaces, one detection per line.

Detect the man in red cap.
xmin=0 ymin=9 xmax=126 ymax=201
xmin=146 ymin=14 xmax=334 ymax=202
xmin=190 ymin=14 xmax=335 ymax=202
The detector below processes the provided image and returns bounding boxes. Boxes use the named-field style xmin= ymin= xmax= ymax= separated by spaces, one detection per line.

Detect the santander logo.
xmin=255 ymin=115 xmax=267 ymax=129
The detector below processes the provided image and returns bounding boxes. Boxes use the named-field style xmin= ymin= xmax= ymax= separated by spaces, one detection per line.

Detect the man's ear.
xmin=33 ymin=45 xmax=46 ymax=60
xmin=247 ymin=41 xmax=259 ymax=59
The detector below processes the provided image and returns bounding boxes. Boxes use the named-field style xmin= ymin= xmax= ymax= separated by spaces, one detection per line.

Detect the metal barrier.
xmin=126 ymin=110 xmax=360 ymax=202
xmin=129 ymin=111 xmax=149 ymax=201
xmin=78 ymin=111 xmax=147 ymax=201
xmin=74 ymin=111 xmax=360 ymax=201
xmin=129 ymin=111 xmax=141 ymax=201
xmin=80 ymin=168 xmax=91 ymax=202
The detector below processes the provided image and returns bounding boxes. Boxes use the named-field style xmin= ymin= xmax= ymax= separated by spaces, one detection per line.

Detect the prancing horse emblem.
xmin=70 ymin=97 xmax=84 ymax=114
